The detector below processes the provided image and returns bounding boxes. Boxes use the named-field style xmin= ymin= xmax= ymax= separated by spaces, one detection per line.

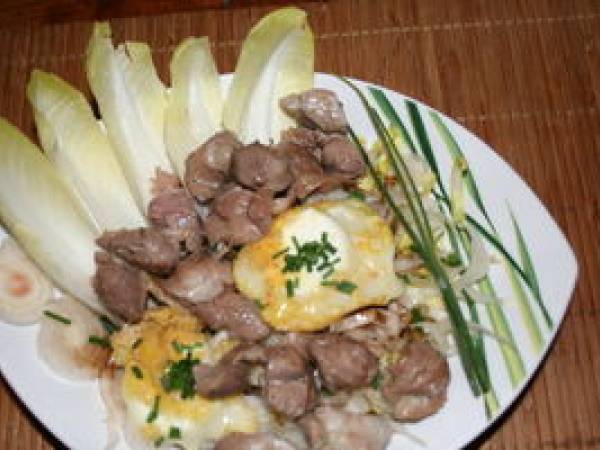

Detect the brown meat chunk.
xmin=192 ymin=291 xmax=270 ymax=341
xmin=247 ymin=189 xmax=274 ymax=233
xmin=232 ymin=143 xmax=292 ymax=192
xmin=150 ymin=169 xmax=181 ymax=197
xmin=382 ymin=340 xmax=450 ymax=422
xmin=202 ymin=213 xmax=231 ymax=244
xmin=280 ymin=127 xmax=324 ymax=161
xmin=299 ymin=407 xmax=392 ymax=450
xmin=185 ymin=132 xmax=240 ymax=202
xmin=264 ymin=345 xmax=316 ymax=418
xmin=202 ymin=131 xmax=240 ymax=172
xmin=280 ymin=89 xmax=348 ymax=133
xmin=279 ymin=142 xmax=326 ymax=199
xmin=308 ymin=334 xmax=378 ymax=391
xmin=93 ymin=252 xmax=147 ymax=323
xmin=159 ymin=254 xmax=232 ymax=303
xmin=213 ymin=185 xmax=257 ymax=219
xmin=148 ymin=188 xmax=203 ymax=253
xmin=96 ymin=228 xmax=179 ymax=276
xmin=185 ymin=156 xmax=225 ymax=202
xmin=194 ymin=345 xmax=251 ymax=398
xmin=204 ymin=185 xmax=273 ymax=246
xmin=215 ymin=432 xmax=297 ymax=450
xmin=321 ymin=135 xmax=366 ymax=177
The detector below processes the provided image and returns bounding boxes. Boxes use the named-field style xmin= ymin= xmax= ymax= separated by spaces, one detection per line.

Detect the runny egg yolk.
xmin=111 ymin=307 xmax=262 ymax=448
xmin=234 ymin=199 xmax=404 ymax=332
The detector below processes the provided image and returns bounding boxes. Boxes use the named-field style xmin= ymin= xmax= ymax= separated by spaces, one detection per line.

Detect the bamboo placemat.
xmin=0 ymin=0 xmax=599 ymax=448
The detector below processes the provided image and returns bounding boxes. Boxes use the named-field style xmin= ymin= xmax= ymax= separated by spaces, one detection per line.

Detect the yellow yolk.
xmin=233 ymin=199 xmax=404 ymax=331
xmin=111 ymin=307 xmax=264 ymax=449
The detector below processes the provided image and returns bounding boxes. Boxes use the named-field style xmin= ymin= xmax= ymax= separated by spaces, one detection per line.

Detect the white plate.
xmin=0 ymin=74 xmax=578 ymax=450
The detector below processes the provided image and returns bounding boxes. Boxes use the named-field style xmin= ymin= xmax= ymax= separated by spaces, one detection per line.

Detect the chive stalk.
xmin=342 ymin=78 xmax=489 ymax=396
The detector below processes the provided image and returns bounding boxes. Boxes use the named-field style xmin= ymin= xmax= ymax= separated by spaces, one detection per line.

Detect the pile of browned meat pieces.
xmin=92 ymin=89 xmax=450 ymax=450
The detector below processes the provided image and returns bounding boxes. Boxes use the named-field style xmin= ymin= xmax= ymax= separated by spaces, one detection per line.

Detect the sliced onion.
xmin=453 ymin=225 xmax=490 ymax=292
xmin=0 ymin=239 xmax=53 ymax=325
xmin=393 ymin=254 xmax=423 ymax=274
xmin=329 ymin=307 xmax=405 ymax=344
xmin=419 ymin=320 xmax=455 ymax=356
xmin=37 ymin=295 xmax=110 ymax=381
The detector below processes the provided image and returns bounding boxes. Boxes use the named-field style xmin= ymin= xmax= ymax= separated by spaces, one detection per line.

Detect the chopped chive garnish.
xmin=146 ymin=396 xmax=160 ymax=423
xmin=99 ymin=315 xmax=120 ymax=334
xmin=43 ymin=310 xmax=71 ymax=325
xmin=132 ymin=338 xmax=143 ymax=349
xmin=161 ymin=353 xmax=199 ymax=399
xmin=168 ymin=427 xmax=182 ymax=440
xmin=254 ymin=299 xmax=265 ymax=310
xmin=131 ymin=366 xmax=143 ymax=379
xmin=335 ymin=280 xmax=357 ymax=294
xmin=286 ymin=277 xmax=300 ymax=297
xmin=322 ymin=268 xmax=334 ymax=279
xmin=410 ymin=307 xmax=426 ymax=324
xmin=88 ymin=335 xmax=111 ymax=349
xmin=272 ymin=247 xmax=289 ymax=259
xmin=320 ymin=279 xmax=357 ymax=294
xmin=442 ymin=253 xmax=462 ymax=267
xmin=349 ymin=190 xmax=366 ymax=201
xmin=370 ymin=372 xmax=383 ymax=390
xmin=171 ymin=340 xmax=203 ymax=354
xmin=292 ymin=236 xmax=301 ymax=251
xmin=397 ymin=273 xmax=411 ymax=284
xmin=276 ymin=234 xmax=340 ymax=279
xmin=154 ymin=436 xmax=165 ymax=447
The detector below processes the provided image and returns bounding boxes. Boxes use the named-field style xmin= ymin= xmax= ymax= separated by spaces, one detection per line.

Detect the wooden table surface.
xmin=0 ymin=0 xmax=599 ymax=449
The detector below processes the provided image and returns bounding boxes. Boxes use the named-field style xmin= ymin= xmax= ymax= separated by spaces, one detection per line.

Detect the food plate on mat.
xmin=0 ymin=7 xmax=577 ymax=450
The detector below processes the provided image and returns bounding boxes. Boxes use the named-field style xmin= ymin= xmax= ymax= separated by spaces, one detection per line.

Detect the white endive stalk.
xmin=222 ymin=7 xmax=314 ymax=144
xmin=86 ymin=22 xmax=174 ymax=211
xmin=165 ymin=37 xmax=223 ymax=179
xmin=0 ymin=118 xmax=106 ymax=314
xmin=27 ymin=70 xmax=146 ymax=231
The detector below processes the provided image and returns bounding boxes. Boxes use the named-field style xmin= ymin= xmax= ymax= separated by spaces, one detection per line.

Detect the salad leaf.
xmin=165 ymin=37 xmax=223 ymax=179
xmin=27 ymin=70 xmax=146 ymax=230
xmin=222 ymin=7 xmax=314 ymax=144
xmin=85 ymin=22 xmax=173 ymax=211
xmin=0 ymin=118 xmax=106 ymax=314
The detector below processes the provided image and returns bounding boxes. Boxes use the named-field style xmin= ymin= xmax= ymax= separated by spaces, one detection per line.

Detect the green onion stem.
xmin=368 ymin=104 xmax=434 ymax=244
xmin=396 ymin=101 xmax=529 ymax=383
xmin=344 ymin=80 xmax=433 ymax=245
xmin=406 ymin=100 xmax=449 ymax=202
xmin=369 ymin=88 xmax=418 ymax=154
xmin=343 ymin=80 xmax=489 ymax=396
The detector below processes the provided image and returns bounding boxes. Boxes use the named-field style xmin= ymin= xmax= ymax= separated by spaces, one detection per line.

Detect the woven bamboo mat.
xmin=0 ymin=0 xmax=599 ymax=448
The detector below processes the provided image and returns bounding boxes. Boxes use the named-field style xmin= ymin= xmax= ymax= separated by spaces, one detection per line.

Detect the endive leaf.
xmin=165 ymin=37 xmax=223 ymax=178
xmin=85 ymin=22 xmax=173 ymax=211
xmin=0 ymin=118 xmax=106 ymax=314
xmin=223 ymin=7 xmax=314 ymax=144
xmin=27 ymin=70 xmax=146 ymax=231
